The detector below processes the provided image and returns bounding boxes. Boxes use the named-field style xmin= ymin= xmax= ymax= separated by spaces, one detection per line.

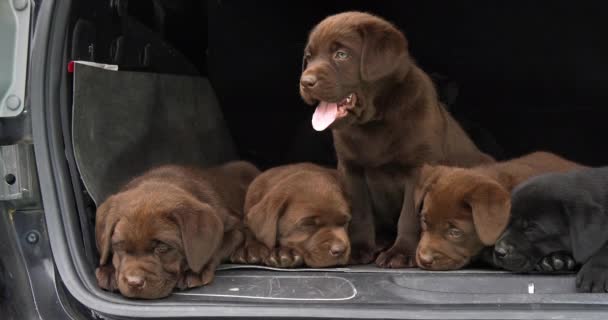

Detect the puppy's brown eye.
xmin=302 ymin=52 xmax=311 ymax=71
xmin=343 ymin=216 xmax=352 ymax=226
xmin=447 ymin=228 xmax=464 ymax=238
xmin=154 ymin=243 xmax=172 ymax=255
xmin=298 ymin=219 xmax=317 ymax=229
xmin=112 ymin=241 xmax=125 ymax=252
xmin=334 ymin=50 xmax=349 ymax=60
xmin=303 ymin=52 xmax=312 ymax=63
xmin=420 ymin=217 xmax=428 ymax=231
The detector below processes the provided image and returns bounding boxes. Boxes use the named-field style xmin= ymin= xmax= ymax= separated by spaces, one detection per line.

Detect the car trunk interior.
xmin=48 ymin=0 xmax=608 ymax=318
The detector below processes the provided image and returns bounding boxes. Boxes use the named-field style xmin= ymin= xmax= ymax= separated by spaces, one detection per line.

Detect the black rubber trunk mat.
xmin=93 ymin=264 xmax=608 ymax=304
xmin=72 ymin=64 xmax=236 ymax=204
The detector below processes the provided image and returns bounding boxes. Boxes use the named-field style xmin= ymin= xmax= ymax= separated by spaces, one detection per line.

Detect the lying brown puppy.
xmin=300 ymin=11 xmax=493 ymax=267
xmin=95 ymin=161 xmax=259 ymax=299
xmin=231 ymin=163 xmax=351 ymax=268
xmin=414 ymin=152 xmax=583 ymax=270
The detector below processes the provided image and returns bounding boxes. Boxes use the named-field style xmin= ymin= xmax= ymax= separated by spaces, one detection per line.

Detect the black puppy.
xmin=494 ymin=167 xmax=608 ymax=292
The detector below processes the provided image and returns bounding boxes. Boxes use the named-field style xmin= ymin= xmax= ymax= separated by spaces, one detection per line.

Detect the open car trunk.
xmin=31 ymin=0 xmax=608 ymax=319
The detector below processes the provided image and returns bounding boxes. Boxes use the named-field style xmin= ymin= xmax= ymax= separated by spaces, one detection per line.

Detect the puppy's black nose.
xmin=494 ymin=243 xmax=513 ymax=259
xmin=495 ymin=247 xmax=508 ymax=258
xmin=126 ymin=275 xmax=145 ymax=289
xmin=330 ymin=243 xmax=346 ymax=257
xmin=300 ymin=75 xmax=317 ymax=88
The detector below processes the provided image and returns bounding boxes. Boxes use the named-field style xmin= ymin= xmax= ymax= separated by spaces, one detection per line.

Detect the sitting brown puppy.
xmin=231 ymin=163 xmax=351 ymax=268
xmin=300 ymin=11 xmax=493 ymax=267
xmin=414 ymin=152 xmax=583 ymax=270
xmin=95 ymin=161 xmax=259 ymax=299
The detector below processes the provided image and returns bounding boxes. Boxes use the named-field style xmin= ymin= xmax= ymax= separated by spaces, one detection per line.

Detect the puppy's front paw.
xmin=95 ymin=265 xmax=118 ymax=291
xmin=375 ymin=247 xmax=415 ymax=268
xmin=178 ymin=265 xmax=217 ymax=289
xmin=200 ymin=265 xmax=216 ymax=286
xmin=265 ymin=247 xmax=304 ymax=268
xmin=349 ymin=243 xmax=379 ymax=265
xmin=230 ymin=240 xmax=270 ymax=265
xmin=577 ymin=260 xmax=608 ymax=293
xmin=535 ymin=252 xmax=577 ymax=273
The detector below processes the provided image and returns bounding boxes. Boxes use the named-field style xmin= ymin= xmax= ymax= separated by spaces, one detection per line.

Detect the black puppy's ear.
xmin=567 ymin=195 xmax=608 ymax=263
xmin=95 ymin=195 xmax=121 ymax=266
xmin=359 ymin=20 xmax=408 ymax=82
xmin=171 ymin=202 xmax=224 ymax=273
xmin=465 ymin=180 xmax=511 ymax=246
xmin=245 ymin=189 xmax=287 ymax=249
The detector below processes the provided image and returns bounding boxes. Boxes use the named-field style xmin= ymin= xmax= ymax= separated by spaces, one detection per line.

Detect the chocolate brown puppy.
xmin=414 ymin=152 xmax=582 ymax=270
xmin=231 ymin=163 xmax=351 ymax=268
xmin=299 ymin=11 xmax=492 ymax=267
xmin=95 ymin=161 xmax=259 ymax=299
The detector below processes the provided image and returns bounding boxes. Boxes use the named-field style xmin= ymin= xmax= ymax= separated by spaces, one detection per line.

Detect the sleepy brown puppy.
xmin=300 ymin=11 xmax=493 ymax=267
xmin=414 ymin=152 xmax=583 ymax=270
xmin=95 ymin=161 xmax=259 ymax=299
xmin=231 ymin=163 xmax=351 ymax=268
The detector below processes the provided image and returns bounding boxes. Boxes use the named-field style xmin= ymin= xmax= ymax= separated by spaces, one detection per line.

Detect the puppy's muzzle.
xmin=493 ymin=241 xmax=514 ymax=260
xmin=493 ymin=240 xmax=531 ymax=271
xmin=125 ymin=274 xmax=146 ymax=290
xmin=416 ymin=250 xmax=436 ymax=269
xmin=301 ymin=74 xmax=318 ymax=89
xmin=329 ymin=241 xmax=347 ymax=257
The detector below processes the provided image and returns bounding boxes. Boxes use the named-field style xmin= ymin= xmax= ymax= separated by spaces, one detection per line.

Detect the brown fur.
xmin=414 ymin=152 xmax=584 ymax=270
xmin=300 ymin=11 xmax=493 ymax=267
xmin=95 ymin=161 xmax=259 ymax=299
xmin=231 ymin=163 xmax=351 ymax=268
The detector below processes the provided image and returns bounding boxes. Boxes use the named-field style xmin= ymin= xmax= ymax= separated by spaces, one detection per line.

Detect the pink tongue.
xmin=312 ymin=101 xmax=338 ymax=131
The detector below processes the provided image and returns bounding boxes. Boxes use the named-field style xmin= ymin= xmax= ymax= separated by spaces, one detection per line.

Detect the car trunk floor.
xmin=94 ymin=265 xmax=599 ymax=304
xmin=71 ymin=59 xmax=608 ymax=306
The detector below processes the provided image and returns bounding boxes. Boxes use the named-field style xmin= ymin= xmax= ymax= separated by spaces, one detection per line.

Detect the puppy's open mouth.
xmin=311 ymin=93 xmax=357 ymax=131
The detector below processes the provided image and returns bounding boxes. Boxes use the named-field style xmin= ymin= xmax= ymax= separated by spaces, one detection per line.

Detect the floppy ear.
xmin=171 ymin=202 xmax=224 ymax=273
xmin=245 ymin=192 xmax=287 ymax=249
xmin=414 ymin=164 xmax=440 ymax=212
xmin=465 ymin=180 xmax=511 ymax=246
xmin=566 ymin=195 xmax=608 ymax=263
xmin=359 ymin=21 xmax=408 ymax=82
xmin=95 ymin=195 xmax=121 ymax=266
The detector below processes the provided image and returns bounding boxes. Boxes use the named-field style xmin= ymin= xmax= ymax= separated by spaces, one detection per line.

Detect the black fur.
xmin=493 ymin=167 xmax=608 ymax=292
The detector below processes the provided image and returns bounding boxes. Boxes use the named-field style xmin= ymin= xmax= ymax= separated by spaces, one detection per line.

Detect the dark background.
xmin=131 ymin=0 xmax=608 ymax=169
